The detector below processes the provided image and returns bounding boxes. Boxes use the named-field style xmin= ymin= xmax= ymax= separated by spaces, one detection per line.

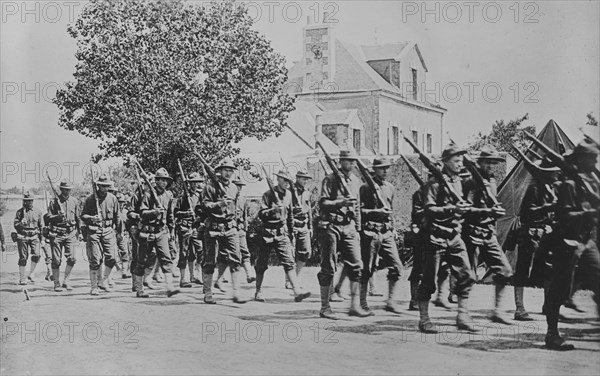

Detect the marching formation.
xmin=5 ymin=132 xmax=599 ymax=352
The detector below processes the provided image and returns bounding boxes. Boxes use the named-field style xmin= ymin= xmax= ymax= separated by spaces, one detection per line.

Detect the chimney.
xmin=315 ymin=114 xmax=323 ymax=147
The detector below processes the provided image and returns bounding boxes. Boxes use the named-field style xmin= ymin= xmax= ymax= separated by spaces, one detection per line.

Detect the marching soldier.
xmin=232 ymin=176 xmax=256 ymax=283
xmin=132 ymin=168 xmax=180 ymax=298
xmin=116 ymin=193 xmax=132 ymax=279
xmin=13 ymin=192 xmax=43 ymax=285
xmin=46 ymin=180 xmax=81 ymax=291
xmin=416 ymin=145 xmax=476 ymax=333
xmin=291 ymin=169 xmax=313 ymax=282
xmin=407 ymin=184 xmax=426 ymax=310
xmin=174 ymin=172 xmax=204 ymax=288
xmin=254 ymin=169 xmax=311 ymax=302
xmin=462 ymin=146 xmax=513 ymax=324
xmin=544 ymin=139 xmax=599 ymax=350
xmin=126 ymin=176 xmax=149 ymax=291
xmin=317 ymin=150 xmax=369 ymax=319
xmin=200 ymin=157 xmax=248 ymax=304
xmin=81 ymin=174 xmax=120 ymax=295
xmin=514 ymin=159 xmax=560 ymax=321
xmin=359 ymin=157 xmax=403 ymax=315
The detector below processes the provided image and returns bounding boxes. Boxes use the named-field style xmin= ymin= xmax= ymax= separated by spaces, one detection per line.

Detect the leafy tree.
xmin=586 ymin=112 xmax=598 ymax=127
xmin=468 ymin=113 xmax=535 ymax=160
xmin=55 ymin=0 xmax=295 ymax=175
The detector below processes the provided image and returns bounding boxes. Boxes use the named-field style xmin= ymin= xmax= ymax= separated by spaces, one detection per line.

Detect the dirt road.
xmin=1 ymin=248 xmax=599 ymax=375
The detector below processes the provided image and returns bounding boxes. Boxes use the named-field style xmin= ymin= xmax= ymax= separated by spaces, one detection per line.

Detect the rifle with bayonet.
xmin=90 ymin=155 xmax=102 ymax=216
xmin=462 ymin=154 xmax=501 ymax=207
xmin=401 ymin=131 xmax=466 ymax=205
xmin=133 ymin=159 xmax=164 ymax=210
xmin=46 ymin=171 xmax=63 ymax=216
xmin=278 ymin=154 xmax=299 ymax=207
xmin=195 ymin=152 xmax=227 ymax=198
xmin=177 ymin=158 xmax=195 ymax=220
xmin=261 ymin=165 xmax=281 ymax=205
xmin=355 ymin=158 xmax=388 ymax=210
xmin=400 ymin=154 xmax=425 ymax=188
xmin=512 ymin=145 xmax=559 ymax=179
xmin=524 ymin=131 xmax=600 ymax=206
xmin=315 ymin=140 xmax=361 ymax=231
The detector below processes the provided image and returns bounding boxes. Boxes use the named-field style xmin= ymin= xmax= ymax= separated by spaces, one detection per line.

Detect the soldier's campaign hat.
xmin=232 ymin=176 xmax=246 ymax=186
xmin=108 ymin=184 xmax=118 ymax=193
xmin=566 ymin=139 xmax=599 ymax=157
xmin=215 ymin=157 xmax=236 ymax=170
xmin=441 ymin=144 xmax=467 ymax=161
xmin=154 ymin=168 xmax=173 ymax=181
xmin=22 ymin=191 xmax=34 ymax=201
xmin=296 ymin=169 xmax=313 ymax=179
xmin=372 ymin=157 xmax=393 ymax=169
xmin=96 ymin=174 xmax=114 ymax=186
xmin=338 ymin=149 xmax=359 ymax=160
xmin=187 ymin=172 xmax=204 ymax=182
xmin=59 ymin=180 xmax=73 ymax=190
xmin=477 ymin=146 xmax=505 ymax=163
xmin=275 ymin=169 xmax=294 ymax=181
xmin=116 ymin=193 xmax=127 ymax=202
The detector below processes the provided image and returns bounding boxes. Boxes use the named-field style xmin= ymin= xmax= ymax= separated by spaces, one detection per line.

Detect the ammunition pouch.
xmin=207 ymin=221 xmax=236 ymax=237
xmin=465 ymin=224 xmax=493 ymax=245
xmin=141 ymin=224 xmax=166 ymax=234
xmin=362 ymin=221 xmax=392 ymax=233
xmin=262 ymin=225 xmax=286 ymax=243
xmin=293 ymin=219 xmax=308 ymax=228
xmin=19 ymin=229 xmax=39 ymax=237
xmin=325 ymin=213 xmax=353 ymax=226
xmin=430 ymin=223 xmax=457 ymax=240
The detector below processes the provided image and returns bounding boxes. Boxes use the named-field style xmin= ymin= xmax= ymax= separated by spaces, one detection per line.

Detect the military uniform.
xmin=232 ymin=177 xmax=255 ymax=283
xmin=13 ymin=192 xmax=43 ymax=285
xmin=126 ymin=187 xmax=144 ymax=291
xmin=81 ymin=175 xmax=120 ymax=295
xmin=292 ymin=175 xmax=313 ymax=268
xmin=359 ymin=157 xmax=403 ymax=315
xmin=46 ymin=181 xmax=80 ymax=291
xmin=544 ymin=140 xmax=600 ymax=350
xmin=133 ymin=168 xmax=179 ymax=298
xmin=115 ymin=193 xmax=131 ymax=279
xmin=407 ymin=188 xmax=425 ymax=310
xmin=416 ymin=146 xmax=476 ymax=333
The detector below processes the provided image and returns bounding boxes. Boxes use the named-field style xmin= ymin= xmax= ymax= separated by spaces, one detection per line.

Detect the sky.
xmin=1 ymin=0 xmax=599 ymax=189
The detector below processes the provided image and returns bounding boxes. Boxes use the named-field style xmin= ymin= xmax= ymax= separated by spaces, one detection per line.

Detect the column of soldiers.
xmin=6 ymin=136 xmax=598 ymax=351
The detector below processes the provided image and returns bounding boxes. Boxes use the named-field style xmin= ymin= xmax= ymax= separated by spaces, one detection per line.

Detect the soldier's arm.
xmin=202 ymin=184 xmax=224 ymax=213
xmin=319 ymin=176 xmax=349 ymax=209
xmin=557 ymin=181 xmax=589 ymax=220
xmin=258 ymin=191 xmax=276 ymax=221
xmin=307 ymin=193 xmax=313 ymax=229
xmin=167 ymin=196 xmax=175 ymax=232
xmin=463 ymin=180 xmax=492 ymax=215
xmin=14 ymin=210 xmax=22 ymax=230
xmin=424 ymin=182 xmax=452 ymax=217
xmin=139 ymin=193 xmax=160 ymax=219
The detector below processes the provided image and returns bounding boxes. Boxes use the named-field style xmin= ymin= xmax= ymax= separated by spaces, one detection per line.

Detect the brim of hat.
xmin=216 ymin=165 xmax=236 ymax=170
xmin=188 ymin=179 xmax=204 ymax=182
xmin=22 ymin=198 xmax=34 ymax=200
xmin=477 ymin=156 xmax=505 ymax=162
xmin=96 ymin=182 xmax=114 ymax=186
xmin=441 ymin=150 xmax=467 ymax=160
xmin=372 ymin=163 xmax=393 ymax=169
xmin=154 ymin=176 xmax=173 ymax=181
xmin=233 ymin=181 xmax=246 ymax=186
xmin=337 ymin=156 xmax=358 ymax=160
xmin=59 ymin=186 xmax=73 ymax=190
xmin=296 ymin=174 xmax=313 ymax=179
xmin=275 ymin=173 xmax=293 ymax=180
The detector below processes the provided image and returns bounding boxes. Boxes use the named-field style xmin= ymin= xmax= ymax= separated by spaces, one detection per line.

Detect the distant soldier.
xmin=174 ymin=172 xmax=204 ymax=288
xmin=233 ymin=176 xmax=255 ymax=283
xmin=514 ymin=159 xmax=560 ymax=321
xmin=544 ymin=139 xmax=599 ymax=350
xmin=416 ymin=145 xmax=476 ymax=333
xmin=407 ymin=185 xmax=426 ymax=310
xmin=132 ymin=168 xmax=180 ymax=298
xmin=46 ymin=180 xmax=81 ymax=291
xmin=359 ymin=157 xmax=403 ymax=315
xmin=13 ymin=192 xmax=43 ymax=285
xmin=254 ymin=169 xmax=311 ymax=303
xmin=290 ymin=169 xmax=313 ymax=283
xmin=200 ymin=157 xmax=248 ymax=304
xmin=116 ymin=193 xmax=132 ymax=279
xmin=462 ymin=146 xmax=513 ymax=324
xmin=126 ymin=174 xmax=152 ymax=292
xmin=317 ymin=149 xmax=369 ymax=319
xmin=81 ymin=174 xmax=120 ymax=295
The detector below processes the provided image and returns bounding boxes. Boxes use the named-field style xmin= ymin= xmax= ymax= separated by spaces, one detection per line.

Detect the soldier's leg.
xmin=514 ymin=235 xmax=538 ymax=320
xmin=480 ymin=236 xmax=513 ymax=324
xmin=446 ymin=235 xmax=477 ymax=332
xmin=359 ymin=230 xmax=379 ymax=314
xmin=332 ymin=262 xmax=349 ymax=301
xmin=253 ymin=235 xmax=271 ymax=302
xmin=50 ymin=237 xmax=64 ymax=291
xmin=169 ymin=236 xmax=179 ymax=278
xmin=98 ymin=228 xmax=118 ymax=291
xmin=220 ymin=229 xmax=247 ymax=303
xmin=578 ymin=239 xmax=600 ymax=312
xmin=295 ymin=227 xmax=311 ymax=280
xmin=317 ymin=225 xmax=339 ymax=319
xmin=190 ymin=231 xmax=203 ymax=284
xmin=27 ymin=239 xmax=41 ymax=282
xmin=379 ymin=231 xmax=403 ymax=314
xmin=62 ymin=234 xmax=77 ymax=290
xmin=177 ymin=231 xmax=192 ymax=288
xmin=433 ymin=258 xmax=452 ymax=309
xmin=86 ymin=232 xmax=103 ymax=295
xmin=416 ymin=239 xmax=444 ymax=333
xmin=274 ymin=234 xmax=310 ymax=302
xmin=42 ymin=242 xmax=52 ymax=281
xmin=408 ymin=237 xmax=423 ymax=310
xmin=17 ymin=240 xmax=28 ymax=285
xmin=339 ymin=225 xmax=368 ymax=317
xmin=155 ymin=232 xmax=179 ymax=297
xmin=239 ymin=230 xmax=255 ymax=283
xmin=202 ymin=231 xmax=218 ymax=303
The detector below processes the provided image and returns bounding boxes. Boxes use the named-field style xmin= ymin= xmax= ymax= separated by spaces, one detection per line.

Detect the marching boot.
xmin=491 ymin=284 xmax=511 ymax=324
xmin=165 ymin=273 xmax=180 ymax=297
xmin=514 ymin=286 xmax=534 ymax=321
xmin=143 ymin=267 xmax=157 ymax=289
xmin=203 ymin=270 xmax=216 ymax=304
xmin=45 ymin=265 xmax=52 ymax=281
xmin=385 ymin=279 xmax=402 ymax=314
xmin=19 ymin=265 xmax=27 ymax=285
xmin=231 ymin=270 xmax=249 ymax=304
xmin=456 ymin=297 xmax=478 ymax=332
xmin=359 ymin=280 xmax=375 ymax=316
xmin=545 ymin=308 xmax=575 ymax=350
xmin=254 ymin=272 xmax=266 ymax=302
xmin=368 ymin=276 xmax=383 ymax=297
xmin=134 ymin=275 xmax=149 ymax=298
xmin=189 ymin=261 xmax=199 ymax=284
xmin=349 ymin=281 xmax=371 ymax=317
xmin=284 ymin=273 xmax=292 ymax=289
xmin=296 ymin=260 xmax=306 ymax=277
xmin=319 ymin=285 xmax=339 ymax=320
xmin=214 ymin=263 xmax=228 ymax=293
xmin=27 ymin=261 xmax=38 ymax=282
xmin=179 ymin=268 xmax=192 ymax=288
xmin=418 ymin=300 xmax=437 ymax=333
xmin=243 ymin=261 xmax=256 ymax=283
xmin=285 ymin=269 xmax=311 ymax=302
xmin=433 ymin=277 xmax=452 ymax=309
xmin=333 ymin=266 xmax=349 ymax=300
xmin=89 ymin=269 xmax=100 ymax=296
xmin=99 ymin=265 xmax=114 ymax=291
xmin=52 ymin=268 xmax=63 ymax=292
xmin=448 ymin=274 xmax=458 ymax=303
xmin=194 ymin=262 xmax=204 ymax=284
xmin=121 ymin=261 xmax=131 ymax=278
xmin=62 ymin=264 xmax=74 ymax=290
xmin=409 ymin=280 xmax=419 ymax=311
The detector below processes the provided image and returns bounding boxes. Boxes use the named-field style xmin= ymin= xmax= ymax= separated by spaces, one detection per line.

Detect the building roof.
xmin=361 ymin=42 xmax=411 ymax=62
xmin=319 ymin=109 xmax=357 ymax=125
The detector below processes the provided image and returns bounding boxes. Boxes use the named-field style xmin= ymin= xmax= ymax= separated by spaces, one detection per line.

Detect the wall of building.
xmin=399 ymin=46 xmax=427 ymax=102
